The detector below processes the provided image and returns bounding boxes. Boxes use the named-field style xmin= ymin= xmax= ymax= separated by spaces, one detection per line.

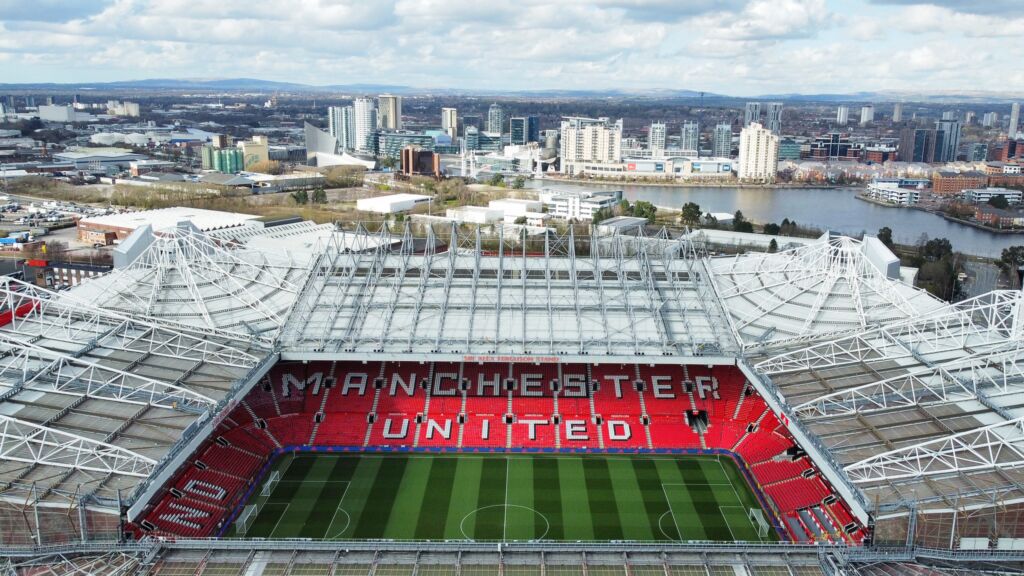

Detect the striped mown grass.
xmin=234 ymin=453 xmax=773 ymax=542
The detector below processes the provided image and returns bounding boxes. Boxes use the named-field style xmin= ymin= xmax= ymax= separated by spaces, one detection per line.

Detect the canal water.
xmin=528 ymin=180 xmax=1023 ymax=258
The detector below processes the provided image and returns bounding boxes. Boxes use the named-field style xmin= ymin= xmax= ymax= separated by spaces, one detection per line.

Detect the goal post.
xmin=236 ymin=504 xmax=257 ymax=535
xmin=748 ymin=508 xmax=770 ymax=538
xmin=262 ymin=470 xmax=281 ymax=497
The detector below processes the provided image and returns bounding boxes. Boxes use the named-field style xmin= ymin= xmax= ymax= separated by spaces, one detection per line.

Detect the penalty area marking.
xmin=324 ymin=481 xmax=352 ymax=539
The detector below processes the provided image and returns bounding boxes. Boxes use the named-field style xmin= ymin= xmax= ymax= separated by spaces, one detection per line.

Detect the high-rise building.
xmin=1010 ymin=103 xmax=1020 ymax=139
xmin=968 ymin=142 xmax=989 ymax=162
xmin=559 ymin=117 xmax=623 ymax=174
xmin=860 ymin=105 xmax=875 ymax=126
xmin=765 ymin=102 xmax=783 ymax=134
xmin=744 ymin=102 xmax=761 ymax=127
xmin=892 ymin=103 xmax=903 ymax=123
xmin=965 ymin=111 xmax=976 ymax=125
xmin=328 ymin=105 xmax=356 ymax=150
xmin=441 ymin=107 xmax=458 ymax=140
xmin=681 ymin=121 xmax=699 ymax=154
xmin=648 ymin=122 xmax=666 ymax=152
xmin=377 ymin=94 xmax=402 ymax=130
xmin=942 ymin=111 xmax=957 ymax=121
xmin=712 ymin=124 xmax=732 ymax=158
xmin=899 ymin=128 xmax=937 ymax=163
xmin=354 ymin=98 xmax=377 ymax=153
xmin=983 ymin=112 xmax=999 ymax=127
xmin=509 ymin=116 xmax=540 ymax=145
xmin=836 ymin=106 xmax=849 ymax=126
xmin=487 ymin=104 xmax=505 ymax=134
xmin=737 ymin=122 xmax=779 ymax=182
xmin=934 ymin=119 xmax=962 ymax=163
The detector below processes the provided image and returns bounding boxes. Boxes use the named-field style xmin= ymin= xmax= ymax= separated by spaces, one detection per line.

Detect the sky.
xmin=0 ymin=0 xmax=1021 ymax=96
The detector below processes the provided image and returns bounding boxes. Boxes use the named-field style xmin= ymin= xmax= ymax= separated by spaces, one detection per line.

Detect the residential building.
xmin=942 ymin=111 xmax=957 ymax=121
xmin=969 ymin=143 xmax=989 ymax=162
xmin=982 ymin=112 xmax=999 ymax=128
xmin=1011 ymin=102 xmax=1020 ymax=139
xmin=863 ymin=146 xmax=897 ymax=163
xmin=932 ymin=170 xmax=987 ymax=196
xmin=681 ymin=121 xmax=699 ymax=154
xmin=934 ymin=119 xmax=962 ymax=163
xmin=974 ymin=205 xmax=1021 ymax=228
xmin=744 ymin=102 xmax=760 ymax=126
xmin=559 ymin=116 xmax=623 ymax=175
xmin=488 ymin=103 xmax=505 ymax=134
xmin=737 ymin=122 xmax=779 ymax=183
xmin=648 ymin=122 xmax=666 ymax=152
xmin=712 ymin=123 xmax=732 ymax=158
xmin=765 ymin=102 xmax=783 ymax=134
xmin=899 ymin=128 xmax=937 ymax=163
xmin=328 ymin=105 xmax=356 ymax=150
xmin=860 ymin=105 xmax=874 ymax=126
xmin=354 ymin=98 xmax=377 ymax=153
xmin=836 ymin=106 xmax=849 ymax=126
xmin=441 ymin=107 xmax=458 ymax=140
xmin=377 ymin=94 xmax=402 ymax=130
xmin=866 ymin=182 xmax=920 ymax=206
xmin=963 ymin=187 xmax=1021 ymax=205
xmin=892 ymin=103 xmax=903 ymax=123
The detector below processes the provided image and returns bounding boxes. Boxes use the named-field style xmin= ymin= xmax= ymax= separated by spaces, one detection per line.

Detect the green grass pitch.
xmin=232 ymin=453 xmax=776 ymax=542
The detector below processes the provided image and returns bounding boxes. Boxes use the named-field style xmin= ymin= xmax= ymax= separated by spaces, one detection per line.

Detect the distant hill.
xmin=1 ymin=78 xmax=1022 ymax=103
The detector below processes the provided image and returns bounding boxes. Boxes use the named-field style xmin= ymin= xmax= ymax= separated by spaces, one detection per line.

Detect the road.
xmin=959 ymin=260 xmax=1005 ymax=299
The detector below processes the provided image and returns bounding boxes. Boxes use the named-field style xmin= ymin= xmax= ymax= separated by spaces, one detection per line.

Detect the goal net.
xmin=261 ymin=470 xmax=281 ymax=497
xmin=748 ymin=508 xmax=770 ymax=538
xmin=236 ymin=504 xmax=258 ymax=535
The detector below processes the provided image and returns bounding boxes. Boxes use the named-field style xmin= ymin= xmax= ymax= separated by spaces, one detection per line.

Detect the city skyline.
xmin=1 ymin=0 xmax=1022 ymax=96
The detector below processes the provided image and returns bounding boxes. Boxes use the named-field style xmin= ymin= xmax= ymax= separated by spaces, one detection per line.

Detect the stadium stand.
xmin=138 ymin=362 xmax=865 ymax=544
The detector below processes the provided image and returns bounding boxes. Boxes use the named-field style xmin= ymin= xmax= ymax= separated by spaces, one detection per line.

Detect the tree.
xmin=732 ymin=210 xmax=753 ymax=233
xmin=768 ymin=238 xmax=778 ymax=253
xmin=680 ymin=202 xmax=702 ymax=226
xmin=592 ymin=207 xmax=613 ymax=224
xmin=632 ymin=200 xmax=657 ymax=221
xmin=514 ymin=216 xmax=527 ymax=224
xmin=290 ymin=189 xmax=309 ymax=205
xmin=311 ymin=187 xmax=327 ymax=204
xmin=511 ymin=176 xmax=526 ymax=189
xmin=487 ymin=173 xmax=505 ymax=187
xmin=988 ymin=194 xmax=1010 ymax=210
xmin=921 ymin=237 xmax=953 ymax=262
xmin=763 ymin=222 xmax=781 ymax=235
xmin=877 ymin=226 xmax=895 ymax=250
xmin=380 ymin=157 xmax=397 ymax=169
xmin=1000 ymin=245 xmax=1024 ymax=270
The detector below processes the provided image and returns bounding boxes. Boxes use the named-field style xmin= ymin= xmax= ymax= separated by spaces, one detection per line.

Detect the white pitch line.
xmin=660 ymin=484 xmax=684 ymax=542
xmin=267 ymin=502 xmax=291 ymax=539
xmin=324 ymin=480 xmax=352 ymax=539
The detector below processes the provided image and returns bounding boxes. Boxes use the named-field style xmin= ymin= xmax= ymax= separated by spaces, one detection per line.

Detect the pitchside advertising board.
xmin=153 ymin=364 xmax=743 ymax=532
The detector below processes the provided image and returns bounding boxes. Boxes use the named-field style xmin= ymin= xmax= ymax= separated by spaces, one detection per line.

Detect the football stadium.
xmin=1 ymin=219 xmax=1023 ymax=575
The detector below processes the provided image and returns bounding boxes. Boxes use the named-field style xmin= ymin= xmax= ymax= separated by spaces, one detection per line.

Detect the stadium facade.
xmin=1 ymin=218 xmax=1023 ymax=575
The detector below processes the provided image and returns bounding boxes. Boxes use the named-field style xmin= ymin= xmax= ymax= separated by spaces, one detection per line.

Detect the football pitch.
xmin=231 ymin=453 xmax=776 ymax=542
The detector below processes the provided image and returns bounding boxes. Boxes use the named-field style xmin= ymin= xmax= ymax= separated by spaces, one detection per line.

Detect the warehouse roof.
xmin=78 ymin=207 xmax=260 ymax=233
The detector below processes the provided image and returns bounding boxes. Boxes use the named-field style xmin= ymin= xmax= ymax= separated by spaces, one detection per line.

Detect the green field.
xmin=232 ymin=453 xmax=775 ymax=542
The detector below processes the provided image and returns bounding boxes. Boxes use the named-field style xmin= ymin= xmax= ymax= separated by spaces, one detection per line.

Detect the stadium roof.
xmin=0 ymin=220 xmax=1021 ymax=529
xmin=77 ymin=207 xmax=260 ymax=234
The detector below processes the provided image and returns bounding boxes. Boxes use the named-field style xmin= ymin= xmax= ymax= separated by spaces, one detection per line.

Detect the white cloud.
xmin=0 ymin=0 xmax=1021 ymax=95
